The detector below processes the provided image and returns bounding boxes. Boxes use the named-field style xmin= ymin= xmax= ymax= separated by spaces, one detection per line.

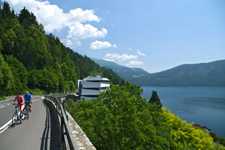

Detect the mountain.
xmin=92 ymin=58 xmax=150 ymax=83
xmin=142 ymin=60 xmax=225 ymax=86
xmin=93 ymin=58 xmax=225 ymax=86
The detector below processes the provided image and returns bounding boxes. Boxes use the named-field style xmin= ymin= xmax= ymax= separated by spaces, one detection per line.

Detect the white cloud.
xmin=66 ymin=39 xmax=73 ymax=46
xmin=5 ymin=0 xmax=67 ymax=32
xmin=112 ymin=44 xmax=117 ymax=48
xmin=4 ymin=0 xmax=107 ymax=45
xmin=65 ymin=39 xmax=81 ymax=46
xmin=104 ymin=53 xmax=144 ymax=66
xmin=68 ymin=8 xmax=100 ymax=23
xmin=75 ymin=41 xmax=82 ymax=46
xmin=103 ymin=58 xmax=115 ymax=62
xmin=90 ymin=40 xmax=117 ymax=50
xmin=137 ymin=50 xmax=146 ymax=57
xmin=126 ymin=60 xmax=143 ymax=66
xmin=67 ymin=23 xmax=107 ymax=40
xmin=105 ymin=53 xmax=137 ymax=62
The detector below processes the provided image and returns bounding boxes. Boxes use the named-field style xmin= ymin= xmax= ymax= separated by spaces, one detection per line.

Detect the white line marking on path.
xmin=0 ymin=119 xmax=12 ymax=133
xmin=0 ymin=106 xmax=5 ymax=108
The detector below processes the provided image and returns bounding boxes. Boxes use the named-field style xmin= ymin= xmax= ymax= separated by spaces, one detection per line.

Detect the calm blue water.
xmin=141 ymin=86 xmax=225 ymax=137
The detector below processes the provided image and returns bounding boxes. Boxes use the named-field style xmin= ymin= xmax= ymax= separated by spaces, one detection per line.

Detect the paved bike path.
xmin=0 ymin=97 xmax=19 ymax=128
xmin=0 ymin=98 xmax=59 ymax=150
xmin=0 ymin=96 xmax=41 ymax=128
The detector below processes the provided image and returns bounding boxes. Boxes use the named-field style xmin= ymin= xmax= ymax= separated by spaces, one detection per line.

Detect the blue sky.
xmin=3 ymin=0 xmax=225 ymax=73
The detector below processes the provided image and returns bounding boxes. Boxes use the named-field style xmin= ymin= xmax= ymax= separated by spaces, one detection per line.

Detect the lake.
xmin=141 ymin=86 xmax=225 ymax=137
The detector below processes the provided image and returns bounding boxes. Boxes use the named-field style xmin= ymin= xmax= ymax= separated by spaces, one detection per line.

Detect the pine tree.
xmin=149 ymin=90 xmax=162 ymax=108
xmin=18 ymin=7 xmax=38 ymax=28
xmin=1 ymin=2 xmax=16 ymax=19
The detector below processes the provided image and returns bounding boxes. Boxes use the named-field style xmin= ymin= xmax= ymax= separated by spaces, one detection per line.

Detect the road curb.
xmin=0 ymin=99 xmax=13 ymax=103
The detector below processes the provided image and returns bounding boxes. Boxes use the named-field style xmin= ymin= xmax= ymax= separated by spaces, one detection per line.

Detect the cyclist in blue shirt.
xmin=24 ymin=91 xmax=33 ymax=112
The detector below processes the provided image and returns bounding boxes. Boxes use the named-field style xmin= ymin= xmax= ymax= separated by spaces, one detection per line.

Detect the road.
xmin=0 ymin=96 xmax=59 ymax=150
xmin=0 ymin=96 xmax=16 ymax=128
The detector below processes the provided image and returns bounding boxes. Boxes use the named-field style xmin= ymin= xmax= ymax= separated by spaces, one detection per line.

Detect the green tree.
xmin=89 ymin=71 xmax=103 ymax=77
xmin=68 ymin=81 xmax=75 ymax=93
xmin=149 ymin=90 xmax=162 ymax=108
xmin=42 ymin=68 xmax=59 ymax=93
xmin=18 ymin=7 xmax=38 ymax=28
xmin=2 ymin=28 xmax=16 ymax=55
xmin=12 ymin=22 xmax=26 ymax=60
xmin=162 ymin=108 xmax=215 ymax=150
xmin=67 ymin=83 xmax=172 ymax=149
xmin=0 ymin=40 xmax=2 ymax=52
xmin=120 ymin=79 xmax=125 ymax=86
xmin=1 ymin=2 xmax=16 ymax=19
xmin=5 ymin=55 xmax=28 ymax=92
xmin=0 ymin=53 xmax=14 ymax=96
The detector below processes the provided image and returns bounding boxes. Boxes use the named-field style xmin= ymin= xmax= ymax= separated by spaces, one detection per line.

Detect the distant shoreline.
xmin=141 ymin=86 xmax=225 ymax=137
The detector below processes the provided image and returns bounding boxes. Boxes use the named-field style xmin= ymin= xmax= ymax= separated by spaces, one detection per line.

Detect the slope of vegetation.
xmin=0 ymin=2 xmax=122 ymax=96
xmin=67 ymin=82 xmax=225 ymax=150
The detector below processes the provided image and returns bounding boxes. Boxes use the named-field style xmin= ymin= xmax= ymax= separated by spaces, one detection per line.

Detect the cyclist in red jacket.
xmin=12 ymin=91 xmax=25 ymax=118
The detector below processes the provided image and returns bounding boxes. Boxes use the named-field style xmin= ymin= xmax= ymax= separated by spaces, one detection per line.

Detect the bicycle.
xmin=11 ymin=103 xmax=23 ymax=126
xmin=24 ymin=102 xmax=31 ymax=120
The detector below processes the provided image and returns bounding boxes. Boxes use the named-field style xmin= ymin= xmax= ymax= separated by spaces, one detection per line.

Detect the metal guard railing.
xmin=45 ymin=95 xmax=78 ymax=150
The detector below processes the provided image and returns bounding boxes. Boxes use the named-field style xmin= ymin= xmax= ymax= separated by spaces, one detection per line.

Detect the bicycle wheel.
xmin=26 ymin=106 xmax=29 ymax=120
xmin=18 ymin=110 xmax=22 ymax=124
xmin=12 ymin=113 xmax=17 ymax=127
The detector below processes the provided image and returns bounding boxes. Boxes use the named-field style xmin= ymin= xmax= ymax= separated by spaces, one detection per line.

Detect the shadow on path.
xmin=40 ymin=100 xmax=59 ymax=150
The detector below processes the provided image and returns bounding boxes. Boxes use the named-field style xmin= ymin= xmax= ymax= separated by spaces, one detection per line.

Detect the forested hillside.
xmin=0 ymin=2 xmax=122 ymax=97
xmin=141 ymin=60 xmax=225 ymax=86
xmin=94 ymin=58 xmax=225 ymax=86
xmin=92 ymin=58 xmax=150 ymax=82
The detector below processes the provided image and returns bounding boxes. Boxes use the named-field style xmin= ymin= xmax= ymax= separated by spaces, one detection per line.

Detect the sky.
xmin=2 ymin=0 xmax=225 ymax=73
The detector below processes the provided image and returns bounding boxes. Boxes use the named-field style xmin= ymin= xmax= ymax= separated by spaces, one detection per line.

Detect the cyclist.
xmin=23 ymin=91 xmax=33 ymax=112
xmin=12 ymin=91 xmax=25 ymax=119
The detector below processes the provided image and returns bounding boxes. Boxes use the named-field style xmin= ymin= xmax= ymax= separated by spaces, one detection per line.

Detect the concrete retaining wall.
xmin=67 ymin=112 xmax=96 ymax=150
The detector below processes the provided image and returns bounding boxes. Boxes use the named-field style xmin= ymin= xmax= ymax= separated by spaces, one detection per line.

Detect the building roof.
xmin=83 ymin=75 xmax=109 ymax=82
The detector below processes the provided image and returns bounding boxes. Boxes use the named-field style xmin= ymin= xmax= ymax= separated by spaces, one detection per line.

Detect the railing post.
xmin=62 ymin=101 xmax=68 ymax=120
xmin=61 ymin=115 xmax=65 ymax=150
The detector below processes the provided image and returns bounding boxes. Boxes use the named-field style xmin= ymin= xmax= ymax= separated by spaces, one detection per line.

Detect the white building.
xmin=77 ymin=75 xmax=110 ymax=100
